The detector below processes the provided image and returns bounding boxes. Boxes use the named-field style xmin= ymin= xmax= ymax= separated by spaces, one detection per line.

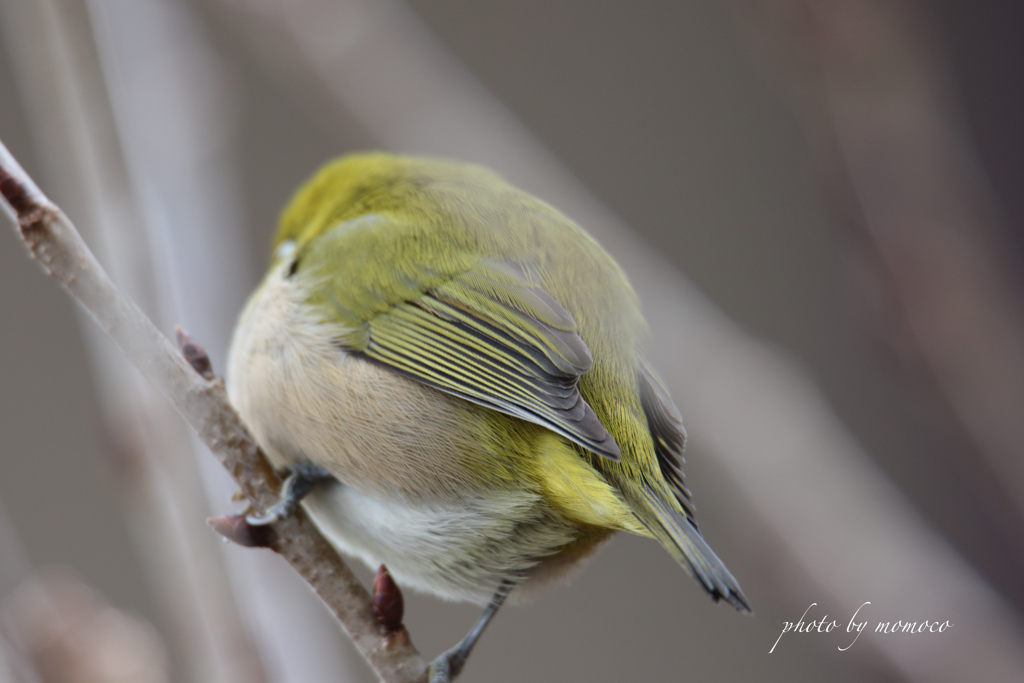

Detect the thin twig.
xmin=0 ymin=140 xmax=428 ymax=683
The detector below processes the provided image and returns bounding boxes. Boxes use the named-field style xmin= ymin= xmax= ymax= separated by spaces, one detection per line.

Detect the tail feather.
xmin=639 ymin=485 xmax=752 ymax=614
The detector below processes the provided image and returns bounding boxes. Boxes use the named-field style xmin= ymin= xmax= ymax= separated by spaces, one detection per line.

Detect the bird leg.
xmin=246 ymin=462 xmax=334 ymax=524
xmin=429 ymin=581 xmax=513 ymax=683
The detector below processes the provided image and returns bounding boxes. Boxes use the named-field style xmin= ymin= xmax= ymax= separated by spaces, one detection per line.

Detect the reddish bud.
xmin=175 ymin=326 xmax=214 ymax=379
xmin=208 ymin=514 xmax=276 ymax=548
xmin=0 ymin=165 xmax=34 ymax=215
xmin=373 ymin=564 xmax=404 ymax=632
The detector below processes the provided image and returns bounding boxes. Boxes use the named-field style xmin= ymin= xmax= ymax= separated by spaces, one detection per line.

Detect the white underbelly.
xmin=303 ymin=483 xmax=576 ymax=604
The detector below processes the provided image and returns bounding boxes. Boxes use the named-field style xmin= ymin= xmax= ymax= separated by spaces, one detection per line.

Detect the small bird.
xmin=227 ymin=153 xmax=750 ymax=681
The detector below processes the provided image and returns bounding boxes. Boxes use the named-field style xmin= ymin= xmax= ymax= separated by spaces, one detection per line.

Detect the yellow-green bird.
xmin=227 ymin=153 xmax=750 ymax=681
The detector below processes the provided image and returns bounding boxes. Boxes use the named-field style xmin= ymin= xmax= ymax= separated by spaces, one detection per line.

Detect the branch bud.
xmin=175 ymin=326 xmax=215 ymax=379
xmin=373 ymin=564 xmax=404 ymax=632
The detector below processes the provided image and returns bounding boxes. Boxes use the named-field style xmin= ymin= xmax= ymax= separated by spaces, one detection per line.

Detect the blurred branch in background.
xmin=0 ymin=500 xmax=41 ymax=683
xmin=5 ymin=573 xmax=171 ymax=683
xmin=76 ymin=0 xmax=361 ymax=675
xmin=0 ymin=634 xmax=30 ymax=683
xmin=739 ymin=0 xmax=1024 ymax=608
xmin=193 ymin=0 xmax=1024 ymax=681
xmin=3 ymin=493 xmax=169 ymax=683
xmin=0 ymin=1 xmax=270 ymax=682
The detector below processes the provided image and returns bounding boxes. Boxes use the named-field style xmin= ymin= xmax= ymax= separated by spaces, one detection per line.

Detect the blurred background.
xmin=1 ymin=0 xmax=1022 ymax=682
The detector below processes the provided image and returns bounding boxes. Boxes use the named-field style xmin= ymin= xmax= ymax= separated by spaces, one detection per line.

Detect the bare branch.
xmin=0 ymin=141 xmax=428 ymax=683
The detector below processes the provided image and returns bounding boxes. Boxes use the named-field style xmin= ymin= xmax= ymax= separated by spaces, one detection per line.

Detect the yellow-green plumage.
xmin=228 ymin=153 xmax=749 ymax=612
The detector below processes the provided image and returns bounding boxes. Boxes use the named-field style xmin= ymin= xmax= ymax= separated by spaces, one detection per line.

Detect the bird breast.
xmin=227 ymin=260 xmax=505 ymax=499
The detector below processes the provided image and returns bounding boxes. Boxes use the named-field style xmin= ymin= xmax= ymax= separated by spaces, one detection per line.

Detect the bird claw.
xmin=244 ymin=462 xmax=334 ymax=526
xmin=427 ymin=648 xmax=463 ymax=683
xmin=245 ymin=500 xmax=291 ymax=526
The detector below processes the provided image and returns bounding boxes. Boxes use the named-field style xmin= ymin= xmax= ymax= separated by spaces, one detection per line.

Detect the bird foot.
xmin=427 ymin=646 xmax=468 ymax=683
xmin=246 ymin=462 xmax=334 ymax=525
xmin=425 ymin=581 xmax=512 ymax=683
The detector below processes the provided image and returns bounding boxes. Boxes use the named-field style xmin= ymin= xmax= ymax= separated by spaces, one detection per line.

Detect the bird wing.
xmin=296 ymin=217 xmax=622 ymax=460
xmin=629 ymin=356 xmax=751 ymax=612
xmin=637 ymin=356 xmax=696 ymax=519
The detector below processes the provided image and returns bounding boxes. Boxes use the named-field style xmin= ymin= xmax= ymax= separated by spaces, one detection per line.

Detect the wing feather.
xmin=637 ymin=356 xmax=695 ymax=519
xmin=305 ymin=230 xmax=622 ymax=459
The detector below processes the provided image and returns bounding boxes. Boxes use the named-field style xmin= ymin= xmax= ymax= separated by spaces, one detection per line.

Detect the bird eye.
xmin=275 ymin=240 xmax=297 ymax=261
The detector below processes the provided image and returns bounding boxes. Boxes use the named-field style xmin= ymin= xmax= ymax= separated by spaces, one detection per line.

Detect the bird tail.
xmin=635 ymin=484 xmax=752 ymax=614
